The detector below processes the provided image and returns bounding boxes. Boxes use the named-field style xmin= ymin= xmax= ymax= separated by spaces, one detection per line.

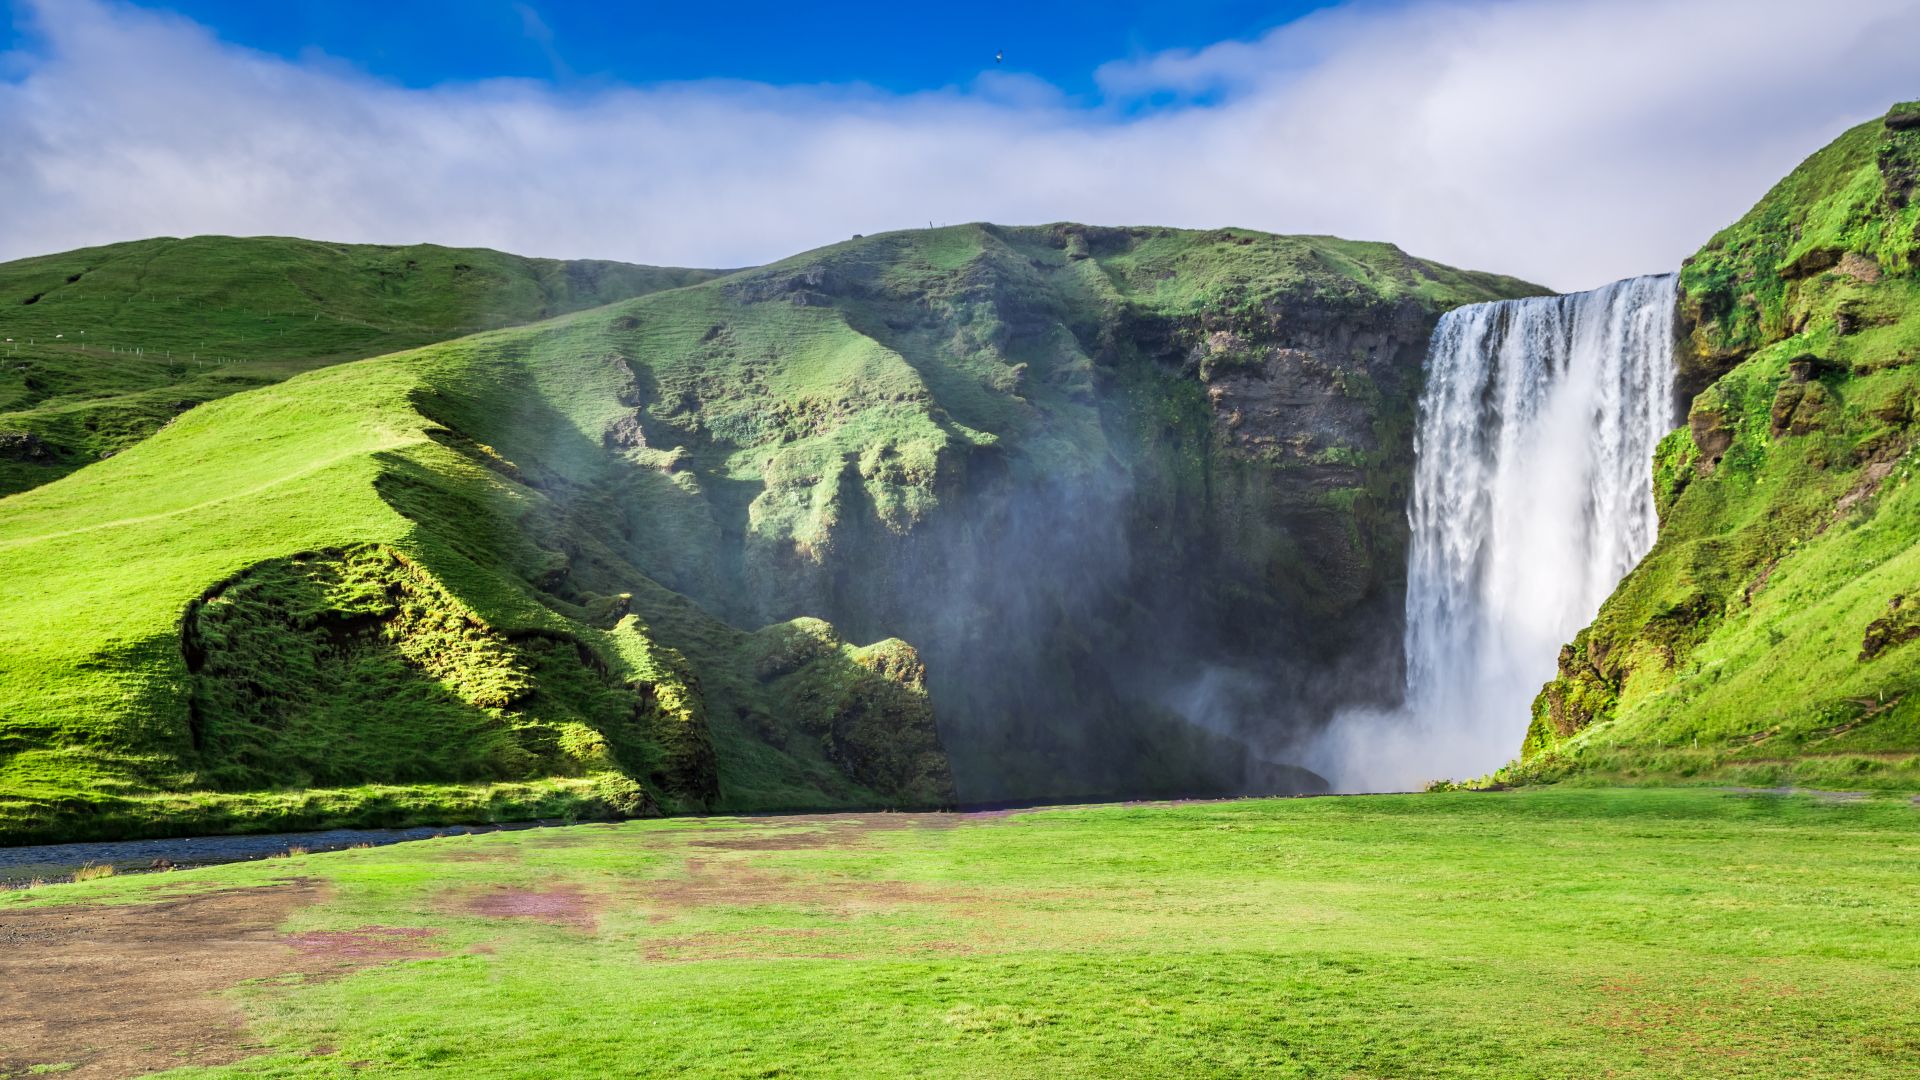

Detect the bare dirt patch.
xmin=0 ymin=882 xmax=444 ymax=1078
xmin=465 ymin=885 xmax=597 ymax=930
xmin=643 ymin=856 xmax=962 ymax=925
xmin=0 ymin=883 xmax=327 ymax=1078
xmin=642 ymin=925 xmax=981 ymax=962
xmin=284 ymin=925 xmax=442 ymax=964
xmin=685 ymin=831 xmax=843 ymax=851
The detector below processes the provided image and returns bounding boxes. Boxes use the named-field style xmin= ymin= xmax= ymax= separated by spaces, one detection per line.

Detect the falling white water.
xmin=1310 ymin=274 xmax=1679 ymax=791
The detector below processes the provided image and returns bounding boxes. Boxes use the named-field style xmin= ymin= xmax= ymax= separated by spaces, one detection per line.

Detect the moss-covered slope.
xmin=0 ymin=236 xmax=722 ymax=496
xmin=0 ymin=224 xmax=1533 ymax=841
xmin=0 ymin=310 xmax=951 ymax=843
xmin=1519 ymin=103 xmax=1920 ymax=788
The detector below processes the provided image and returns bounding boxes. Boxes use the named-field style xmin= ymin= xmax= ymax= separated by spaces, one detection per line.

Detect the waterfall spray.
xmin=1311 ymin=274 xmax=1679 ymax=791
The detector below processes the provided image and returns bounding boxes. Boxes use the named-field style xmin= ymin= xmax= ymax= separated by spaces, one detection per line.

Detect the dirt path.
xmin=0 ymin=883 xmax=336 ymax=1078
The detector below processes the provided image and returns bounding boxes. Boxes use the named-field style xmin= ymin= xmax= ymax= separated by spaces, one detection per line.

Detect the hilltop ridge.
xmin=0 ymin=235 xmax=724 ymax=495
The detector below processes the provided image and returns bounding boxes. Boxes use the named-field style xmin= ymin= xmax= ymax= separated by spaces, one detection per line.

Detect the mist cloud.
xmin=3 ymin=0 xmax=1917 ymax=288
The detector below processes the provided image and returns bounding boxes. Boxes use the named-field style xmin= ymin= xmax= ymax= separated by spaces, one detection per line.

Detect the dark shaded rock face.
xmin=706 ymin=236 xmax=1482 ymax=800
xmin=427 ymin=224 xmax=1538 ymax=806
xmin=1860 ymin=594 xmax=1920 ymax=661
xmin=0 ymin=430 xmax=51 ymax=461
xmin=1688 ymin=397 xmax=1734 ymax=470
xmin=1787 ymin=353 xmax=1830 ymax=383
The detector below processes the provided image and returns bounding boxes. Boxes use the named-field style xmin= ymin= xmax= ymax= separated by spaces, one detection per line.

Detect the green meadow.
xmin=4 ymin=786 xmax=1917 ymax=1078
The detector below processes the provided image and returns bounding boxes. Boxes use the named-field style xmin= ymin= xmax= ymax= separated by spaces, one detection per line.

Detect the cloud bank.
xmin=3 ymin=0 xmax=1918 ymax=288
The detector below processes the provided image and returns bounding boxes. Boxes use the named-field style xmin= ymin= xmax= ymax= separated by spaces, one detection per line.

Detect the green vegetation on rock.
xmin=0 ymin=287 xmax=951 ymax=842
xmin=1518 ymin=103 xmax=1920 ymax=788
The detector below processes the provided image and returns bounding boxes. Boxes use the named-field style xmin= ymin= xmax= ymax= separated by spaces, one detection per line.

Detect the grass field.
xmin=3 ymin=786 xmax=1916 ymax=1078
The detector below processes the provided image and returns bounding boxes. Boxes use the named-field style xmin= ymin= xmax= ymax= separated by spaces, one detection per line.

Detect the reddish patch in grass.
xmin=466 ymin=885 xmax=597 ymax=930
xmin=686 ymin=831 xmax=843 ymax=851
xmin=283 ymin=925 xmax=442 ymax=963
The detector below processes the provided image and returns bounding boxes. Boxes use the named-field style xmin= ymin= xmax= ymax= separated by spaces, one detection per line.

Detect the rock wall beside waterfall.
xmin=1515 ymin=102 xmax=1920 ymax=789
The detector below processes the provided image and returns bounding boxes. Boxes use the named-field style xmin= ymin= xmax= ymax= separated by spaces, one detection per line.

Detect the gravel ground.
xmin=0 ymin=821 xmax=557 ymax=885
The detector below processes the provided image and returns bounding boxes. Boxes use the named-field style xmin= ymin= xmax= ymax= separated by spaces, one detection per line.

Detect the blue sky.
xmin=3 ymin=0 xmax=1917 ymax=287
xmin=5 ymin=0 xmax=1343 ymax=96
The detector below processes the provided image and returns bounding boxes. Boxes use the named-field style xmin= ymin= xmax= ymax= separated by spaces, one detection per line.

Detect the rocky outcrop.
xmin=1860 ymin=594 xmax=1920 ymax=661
xmin=0 ymin=430 xmax=51 ymax=461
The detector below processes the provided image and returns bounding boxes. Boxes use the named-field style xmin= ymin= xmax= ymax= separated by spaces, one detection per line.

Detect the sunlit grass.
xmin=9 ymin=786 xmax=1916 ymax=1078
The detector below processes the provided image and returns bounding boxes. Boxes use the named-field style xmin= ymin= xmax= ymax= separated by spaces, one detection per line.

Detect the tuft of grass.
xmin=70 ymin=862 xmax=115 ymax=881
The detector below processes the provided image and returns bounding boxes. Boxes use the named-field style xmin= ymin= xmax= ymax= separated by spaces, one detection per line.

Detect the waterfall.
xmin=1312 ymin=274 xmax=1679 ymax=790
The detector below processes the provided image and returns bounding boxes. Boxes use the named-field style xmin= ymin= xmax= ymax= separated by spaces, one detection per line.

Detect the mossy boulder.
xmin=1770 ymin=380 xmax=1834 ymax=437
xmin=181 ymin=544 xmax=709 ymax=810
xmin=748 ymin=620 xmax=952 ymax=805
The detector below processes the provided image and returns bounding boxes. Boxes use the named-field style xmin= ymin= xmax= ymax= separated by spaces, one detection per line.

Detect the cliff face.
xmin=0 ymin=224 xmax=1537 ymax=840
xmin=1520 ymin=103 xmax=1920 ymax=788
xmin=574 ymin=224 xmax=1538 ymax=799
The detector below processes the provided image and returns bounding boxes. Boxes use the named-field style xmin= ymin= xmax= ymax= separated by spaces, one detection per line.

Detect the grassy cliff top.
xmin=1681 ymin=102 xmax=1920 ymax=360
xmin=0 ymin=234 xmax=723 ymax=363
xmin=0 ymin=235 xmax=723 ymax=495
xmin=750 ymin=222 xmax=1544 ymax=315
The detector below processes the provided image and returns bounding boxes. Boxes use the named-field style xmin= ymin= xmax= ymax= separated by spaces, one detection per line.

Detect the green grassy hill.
xmin=0 ymin=224 xmax=1535 ymax=842
xmin=0 ymin=236 xmax=722 ymax=495
xmin=1518 ymin=102 xmax=1920 ymax=788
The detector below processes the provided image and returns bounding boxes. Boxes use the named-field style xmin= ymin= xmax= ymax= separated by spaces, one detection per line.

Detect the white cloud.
xmin=3 ymin=0 xmax=1918 ymax=289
